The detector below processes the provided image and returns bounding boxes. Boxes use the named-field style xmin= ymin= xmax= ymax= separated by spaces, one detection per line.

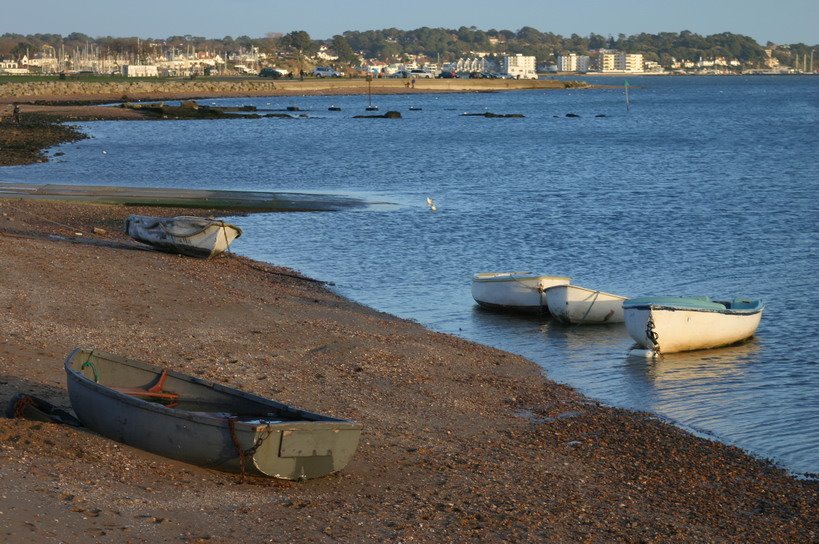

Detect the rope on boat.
xmin=81 ymin=360 xmax=100 ymax=383
xmin=237 ymin=259 xmax=335 ymax=285
xmin=227 ymin=417 xmax=272 ymax=481
xmin=11 ymin=394 xmax=34 ymax=419
xmin=645 ymin=315 xmax=661 ymax=355
xmin=227 ymin=417 xmax=247 ymax=480
xmin=220 ymin=221 xmax=233 ymax=255
xmin=505 ymin=275 xmax=550 ymax=312
xmin=576 ymin=290 xmax=601 ymax=325
xmin=0 ymin=201 xmax=85 ymax=234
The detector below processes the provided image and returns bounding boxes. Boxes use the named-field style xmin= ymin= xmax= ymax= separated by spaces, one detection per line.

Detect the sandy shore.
xmin=0 ymin=199 xmax=816 ymax=543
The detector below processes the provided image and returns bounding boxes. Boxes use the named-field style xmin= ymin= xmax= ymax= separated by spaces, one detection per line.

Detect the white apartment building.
xmin=556 ymin=53 xmax=591 ymax=72
xmin=598 ymin=52 xmax=644 ymax=73
xmin=501 ymin=54 xmax=537 ymax=79
xmin=122 ymin=65 xmax=159 ymax=77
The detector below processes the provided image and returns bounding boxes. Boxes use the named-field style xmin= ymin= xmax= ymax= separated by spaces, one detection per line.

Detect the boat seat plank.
xmin=112 ymin=369 xmax=179 ymax=403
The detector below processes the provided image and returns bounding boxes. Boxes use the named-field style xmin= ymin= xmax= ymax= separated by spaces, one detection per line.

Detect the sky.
xmin=3 ymin=0 xmax=818 ymax=45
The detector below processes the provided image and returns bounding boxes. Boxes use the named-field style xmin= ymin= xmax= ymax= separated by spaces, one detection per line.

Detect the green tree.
xmin=281 ymin=30 xmax=316 ymax=55
xmin=332 ymin=35 xmax=358 ymax=64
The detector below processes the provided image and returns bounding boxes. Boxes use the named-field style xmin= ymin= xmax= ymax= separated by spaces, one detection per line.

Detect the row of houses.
xmin=551 ymin=50 xmax=794 ymax=74
xmin=4 ymin=43 xmax=807 ymax=78
xmin=358 ymin=53 xmax=538 ymax=79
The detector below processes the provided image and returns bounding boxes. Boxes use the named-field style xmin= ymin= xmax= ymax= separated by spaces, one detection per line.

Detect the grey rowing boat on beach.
xmin=64 ymin=348 xmax=362 ymax=480
xmin=125 ymin=215 xmax=242 ymax=258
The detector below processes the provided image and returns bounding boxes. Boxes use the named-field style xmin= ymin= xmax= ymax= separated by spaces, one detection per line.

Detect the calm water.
xmin=4 ymin=76 xmax=817 ymax=475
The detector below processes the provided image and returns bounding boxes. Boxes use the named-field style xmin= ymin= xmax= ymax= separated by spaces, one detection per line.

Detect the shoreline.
xmin=0 ymin=199 xmax=816 ymax=542
xmin=0 ymin=183 xmax=373 ymax=212
xmin=0 ymin=78 xmax=585 ymax=167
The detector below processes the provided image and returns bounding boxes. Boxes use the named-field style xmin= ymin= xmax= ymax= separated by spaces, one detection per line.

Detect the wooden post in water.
xmin=365 ymin=73 xmax=378 ymax=111
xmin=624 ymin=80 xmax=630 ymax=113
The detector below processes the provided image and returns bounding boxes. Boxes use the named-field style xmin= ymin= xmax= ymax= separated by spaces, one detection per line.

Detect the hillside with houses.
xmin=0 ymin=28 xmax=815 ymax=78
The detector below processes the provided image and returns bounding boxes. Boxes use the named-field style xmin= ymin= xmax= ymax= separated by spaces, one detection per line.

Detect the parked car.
xmin=313 ymin=67 xmax=342 ymax=78
xmin=437 ymin=71 xmax=458 ymax=79
xmin=391 ymin=70 xmax=410 ymax=78
xmin=258 ymin=68 xmax=283 ymax=78
xmin=409 ymin=69 xmax=434 ymax=79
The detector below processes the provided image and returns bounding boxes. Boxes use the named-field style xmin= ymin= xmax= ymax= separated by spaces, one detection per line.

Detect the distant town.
xmin=0 ymin=28 xmax=815 ymax=78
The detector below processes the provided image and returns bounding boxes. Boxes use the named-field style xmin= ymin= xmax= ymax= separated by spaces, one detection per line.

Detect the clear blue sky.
xmin=4 ymin=0 xmax=818 ymax=45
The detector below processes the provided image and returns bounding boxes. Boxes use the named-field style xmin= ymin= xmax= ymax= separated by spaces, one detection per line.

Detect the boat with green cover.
xmin=623 ymin=296 xmax=764 ymax=355
xmin=64 ymin=348 xmax=362 ymax=480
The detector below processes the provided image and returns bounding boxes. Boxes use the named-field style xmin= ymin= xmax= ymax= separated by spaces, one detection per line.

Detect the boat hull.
xmin=471 ymin=272 xmax=570 ymax=313
xmin=64 ymin=348 xmax=361 ymax=480
xmin=624 ymin=299 xmax=763 ymax=354
xmin=545 ymin=284 xmax=626 ymax=324
xmin=126 ymin=215 xmax=242 ymax=259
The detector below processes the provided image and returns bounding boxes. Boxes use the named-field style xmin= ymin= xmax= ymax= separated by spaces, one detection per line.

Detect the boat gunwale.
xmin=623 ymin=302 xmax=764 ymax=316
xmin=472 ymin=272 xmax=570 ymax=283
xmin=127 ymin=215 xmax=244 ymax=239
xmin=64 ymin=348 xmax=362 ymax=432
xmin=546 ymin=284 xmax=627 ymax=300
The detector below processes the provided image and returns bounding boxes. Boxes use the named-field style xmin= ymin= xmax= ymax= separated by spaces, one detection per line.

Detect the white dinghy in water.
xmin=545 ymin=284 xmax=627 ymax=324
xmin=126 ymin=215 xmax=242 ymax=259
xmin=623 ymin=296 xmax=764 ymax=356
xmin=471 ymin=272 xmax=570 ymax=313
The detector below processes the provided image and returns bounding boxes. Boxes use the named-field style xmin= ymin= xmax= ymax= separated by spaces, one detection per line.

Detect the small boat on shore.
xmin=471 ymin=272 xmax=570 ymax=313
xmin=125 ymin=215 xmax=242 ymax=259
xmin=623 ymin=296 xmax=764 ymax=355
xmin=545 ymin=284 xmax=627 ymax=324
xmin=64 ymin=348 xmax=362 ymax=480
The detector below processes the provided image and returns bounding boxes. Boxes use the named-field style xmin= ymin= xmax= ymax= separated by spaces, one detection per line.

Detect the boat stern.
xmin=249 ymin=422 xmax=363 ymax=480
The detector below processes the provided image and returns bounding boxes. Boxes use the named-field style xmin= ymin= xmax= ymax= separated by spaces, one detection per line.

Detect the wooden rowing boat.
xmin=125 ymin=215 xmax=242 ymax=258
xmin=623 ymin=296 xmax=764 ymax=355
xmin=471 ymin=272 xmax=570 ymax=313
xmin=545 ymin=284 xmax=627 ymax=324
xmin=64 ymin=348 xmax=362 ymax=480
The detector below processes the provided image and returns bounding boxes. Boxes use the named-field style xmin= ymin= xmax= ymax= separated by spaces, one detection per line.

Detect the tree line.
xmin=1 ymin=28 xmax=815 ymax=68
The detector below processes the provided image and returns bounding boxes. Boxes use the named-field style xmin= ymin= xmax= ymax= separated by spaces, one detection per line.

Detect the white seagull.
xmin=426 ymin=197 xmax=437 ymax=212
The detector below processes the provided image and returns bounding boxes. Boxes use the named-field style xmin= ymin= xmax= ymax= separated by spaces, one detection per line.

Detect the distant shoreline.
xmin=0 ymin=77 xmax=585 ymax=105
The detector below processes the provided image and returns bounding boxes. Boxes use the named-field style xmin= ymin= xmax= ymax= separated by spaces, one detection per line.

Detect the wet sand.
xmin=0 ymin=199 xmax=816 ymax=543
xmin=0 ymin=183 xmax=370 ymax=212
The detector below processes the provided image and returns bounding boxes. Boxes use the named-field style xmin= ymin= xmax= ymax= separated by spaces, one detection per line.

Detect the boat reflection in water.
xmin=632 ymin=339 xmax=762 ymax=385
xmin=622 ymin=340 xmax=763 ymax=434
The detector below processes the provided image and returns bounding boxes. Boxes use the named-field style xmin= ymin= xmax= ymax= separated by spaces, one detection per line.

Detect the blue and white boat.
xmin=623 ymin=296 xmax=764 ymax=355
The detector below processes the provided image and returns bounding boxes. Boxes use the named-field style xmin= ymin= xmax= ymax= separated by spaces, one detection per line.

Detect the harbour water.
xmin=4 ymin=75 xmax=817 ymax=475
